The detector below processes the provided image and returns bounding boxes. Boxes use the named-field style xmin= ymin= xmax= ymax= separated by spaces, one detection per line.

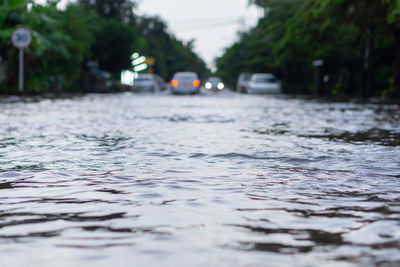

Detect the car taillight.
xmin=171 ymin=80 xmax=178 ymax=87
xmin=193 ymin=80 xmax=200 ymax=87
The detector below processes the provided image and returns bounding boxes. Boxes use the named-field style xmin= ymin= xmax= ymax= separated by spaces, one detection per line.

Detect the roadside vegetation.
xmin=0 ymin=0 xmax=209 ymax=94
xmin=216 ymin=0 xmax=400 ymax=98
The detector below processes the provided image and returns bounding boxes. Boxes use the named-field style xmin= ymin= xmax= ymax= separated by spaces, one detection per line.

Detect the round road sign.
xmin=11 ymin=27 xmax=32 ymax=49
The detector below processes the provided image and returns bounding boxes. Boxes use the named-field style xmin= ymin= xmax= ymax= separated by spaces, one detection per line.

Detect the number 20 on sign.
xmin=11 ymin=27 xmax=32 ymax=93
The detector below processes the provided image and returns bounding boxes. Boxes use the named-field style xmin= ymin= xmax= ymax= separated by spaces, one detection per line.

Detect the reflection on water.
xmin=299 ymin=128 xmax=400 ymax=147
xmin=0 ymin=92 xmax=399 ymax=266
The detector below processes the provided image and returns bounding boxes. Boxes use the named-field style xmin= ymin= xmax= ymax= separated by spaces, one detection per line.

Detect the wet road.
xmin=0 ymin=91 xmax=399 ymax=266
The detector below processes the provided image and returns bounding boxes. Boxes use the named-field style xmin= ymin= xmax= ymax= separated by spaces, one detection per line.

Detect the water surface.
xmin=0 ymin=92 xmax=399 ymax=266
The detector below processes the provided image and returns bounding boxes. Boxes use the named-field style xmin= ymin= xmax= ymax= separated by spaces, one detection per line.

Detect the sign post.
xmin=312 ymin=59 xmax=324 ymax=96
xmin=11 ymin=27 xmax=32 ymax=93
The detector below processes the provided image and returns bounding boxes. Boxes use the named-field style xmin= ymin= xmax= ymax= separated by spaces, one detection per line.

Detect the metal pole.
xmin=19 ymin=48 xmax=23 ymax=93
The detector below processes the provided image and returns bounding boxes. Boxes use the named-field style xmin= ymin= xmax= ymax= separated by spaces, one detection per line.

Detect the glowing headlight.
xmin=217 ymin=82 xmax=224 ymax=90
xmin=205 ymin=82 xmax=212 ymax=89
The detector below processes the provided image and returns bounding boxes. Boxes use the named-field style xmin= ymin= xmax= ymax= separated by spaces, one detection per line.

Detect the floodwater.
xmin=0 ymin=91 xmax=399 ymax=266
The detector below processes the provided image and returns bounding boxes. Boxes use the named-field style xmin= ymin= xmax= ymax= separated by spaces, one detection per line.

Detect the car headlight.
xmin=205 ymin=82 xmax=212 ymax=89
xmin=217 ymin=82 xmax=224 ymax=90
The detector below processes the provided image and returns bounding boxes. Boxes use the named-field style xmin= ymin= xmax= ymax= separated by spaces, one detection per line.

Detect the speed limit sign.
xmin=11 ymin=27 xmax=32 ymax=93
xmin=11 ymin=27 xmax=32 ymax=49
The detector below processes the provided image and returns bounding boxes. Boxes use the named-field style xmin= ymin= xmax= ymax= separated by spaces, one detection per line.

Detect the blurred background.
xmin=0 ymin=0 xmax=399 ymax=98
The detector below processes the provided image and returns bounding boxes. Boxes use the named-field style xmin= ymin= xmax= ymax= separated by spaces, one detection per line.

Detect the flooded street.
xmin=0 ymin=92 xmax=399 ymax=266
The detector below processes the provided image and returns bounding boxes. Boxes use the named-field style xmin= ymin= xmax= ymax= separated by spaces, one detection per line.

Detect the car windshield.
xmin=241 ymin=75 xmax=252 ymax=81
xmin=177 ymin=76 xmax=196 ymax=80
xmin=254 ymin=77 xmax=277 ymax=83
xmin=208 ymin=78 xmax=221 ymax=83
xmin=136 ymin=78 xmax=151 ymax=81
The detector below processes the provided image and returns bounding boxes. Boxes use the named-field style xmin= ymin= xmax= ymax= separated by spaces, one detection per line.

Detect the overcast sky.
xmin=137 ymin=0 xmax=263 ymax=70
xmin=37 ymin=0 xmax=263 ymax=70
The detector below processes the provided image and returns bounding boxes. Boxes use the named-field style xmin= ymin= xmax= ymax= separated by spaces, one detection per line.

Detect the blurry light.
xmin=121 ymin=70 xmax=134 ymax=86
xmin=131 ymin=53 xmax=139 ymax=60
xmin=217 ymin=83 xmax=224 ymax=90
xmin=132 ymin=56 xmax=146 ymax=66
xmin=193 ymin=80 xmax=200 ymax=87
xmin=133 ymin=72 xmax=139 ymax=79
xmin=171 ymin=80 xmax=178 ymax=87
xmin=205 ymin=82 xmax=212 ymax=89
xmin=133 ymin=63 xmax=148 ymax=72
xmin=27 ymin=2 xmax=33 ymax=11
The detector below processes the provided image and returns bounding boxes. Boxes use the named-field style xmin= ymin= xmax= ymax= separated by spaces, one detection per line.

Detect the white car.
xmin=170 ymin=72 xmax=201 ymax=94
xmin=132 ymin=74 xmax=160 ymax=92
xmin=248 ymin=73 xmax=281 ymax=94
xmin=236 ymin=73 xmax=252 ymax=93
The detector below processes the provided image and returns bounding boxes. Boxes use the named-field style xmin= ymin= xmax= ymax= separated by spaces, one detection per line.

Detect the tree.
xmin=228 ymin=0 xmax=397 ymax=97
xmin=383 ymin=0 xmax=400 ymax=97
xmin=1 ymin=1 xmax=98 ymax=93
xmin=92 ymin=18 xmax=140 ymax=74
xmin=215 ymin=28 xmax=275 ymax=88
xmin=1 ymin=0 xmax=209 ymax=94
xmin=312 ymin=0 xmax=391 ymax=97
xmin=137 ymin=16 xmax=209 ymax=80
xmin=0 ymin=0 xmax=26 ymax=59
xmin=78 ymin=0 xmax=136 ymax=23
xmin=217 ymin=0 xmax=302 ymax=91
xmin=60 ymin=4 xmax=99 ymax=90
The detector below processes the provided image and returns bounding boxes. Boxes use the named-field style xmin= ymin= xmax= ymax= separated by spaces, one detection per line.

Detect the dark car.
xmin=204 ymin=77 xmax=224 ymax=91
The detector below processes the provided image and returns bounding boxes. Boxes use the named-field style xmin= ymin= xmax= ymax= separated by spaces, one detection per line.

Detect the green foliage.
xmin=218 ymin=0 xmax=398 ymax=97
xmin=92 ymin=18 xmax=139 ymax=74
xmin=0 ymin=0 xmax=26 ymax=26
xmin=61 ymin=5 xmax=98 ymax=90
xmin=0 ymin=1 xmax=98 ymax=93
xmin=0 ymin=0 xmax=26 ymax=45
xmin=216 ymin=0 xmax=302 ymax=90
xmin=383 ymin=0 xmax=400 ymax=25
xmin=79 ymin=0 xmax=136 ymax=22
xmin=0 ymin=0 xmax=208 ymax=94
xmin=24 ymin=3 xmax=100 ymax=93
xmin=249 ymin=0 xmax=269 ymax=7
xmin=137 ymin=16 xmax=210 ymax=80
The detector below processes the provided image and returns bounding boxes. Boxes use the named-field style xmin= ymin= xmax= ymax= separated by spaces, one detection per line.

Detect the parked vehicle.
xmin=236 ymin=73 xmax=252 ymax=93
xmin=248 ymin=73 xmax=281 ymax=94
xmin=204 ymin=77 xmax=224 ymax=91
xmin=154 ymin=74 xmax=167 ymax=91
xmin=170 ymin=72 xmax=200 ymax=94
xmin=132 ymin=74 xmax=160 ymax=92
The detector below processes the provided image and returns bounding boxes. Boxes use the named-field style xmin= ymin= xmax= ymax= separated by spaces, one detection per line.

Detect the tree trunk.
xmin=315 ymin=66 xmax=324 ymax=96
xmin=393 ymin=26 xmax=400 ymax=98
xmin=337 ymin=67 xmax=349 ymax=95
xmin=363 ymin=27 xmax=375 ymax=98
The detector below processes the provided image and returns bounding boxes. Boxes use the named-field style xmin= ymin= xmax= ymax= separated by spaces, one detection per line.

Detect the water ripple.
xmin=0 ymin=94 xmax=399 ymax=266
